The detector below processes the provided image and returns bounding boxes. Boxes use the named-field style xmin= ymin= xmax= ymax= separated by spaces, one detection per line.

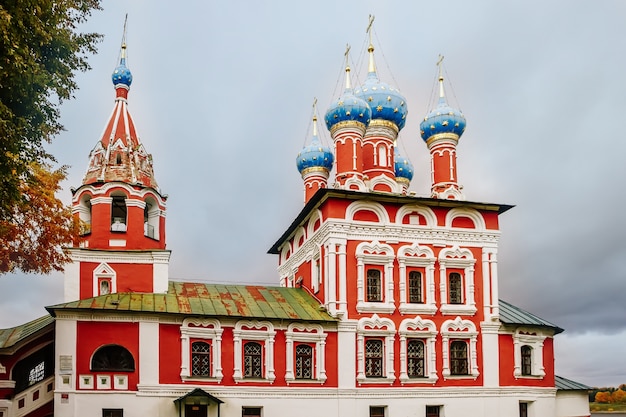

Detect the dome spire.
xmin=112 ymin=14 xmax=133 ymax=89
xmin=437 ymin=54 xmax=446 ymax=101
xmin=344 ymin=44 xmax=352 ymax=90
xmin=366 ymin=14 xmax=376 ymax=74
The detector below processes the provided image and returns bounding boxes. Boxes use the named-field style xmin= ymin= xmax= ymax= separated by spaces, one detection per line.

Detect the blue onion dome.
xmin=111 ymin=43 xmax=133 ymax=87
xmin=394 ymin=147 xmax=414 ymax=182
xmin=297 ymin=115 xmax=334 ymax=174
xmin=420 ymin=74 xmax=466 ymax=143
xmin=325 ymin=65 xmax=371 ymax=131
xmin=354 ymin=44 xmax=408 ymax=131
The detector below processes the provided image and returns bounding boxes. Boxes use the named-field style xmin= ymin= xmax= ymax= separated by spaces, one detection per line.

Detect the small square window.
xmin=426 ymin=405 xmax=441 ymax=417
xmin=18 ymin=399 xmax=25 ymax=409
xmin=97 ymin=375 xmax=111 ymax=389
xmin=79 ymin=374 xmax=94 ymax=389
xmin=242 ymin=407 xmax=262 ymax=417
xmin=32 ymin=390 xmax=39 ymax=401
xmin=103 ymin=409 xmax=123 ymax=417
xmin=369 ymin=406 xmax=386 ymax=417
xmin=114 ymin=375 xmax=128 ymax=390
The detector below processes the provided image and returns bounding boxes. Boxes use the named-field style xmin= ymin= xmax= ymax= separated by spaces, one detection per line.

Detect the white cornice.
xmin=67 ymin=248 xmax=171 ymax=264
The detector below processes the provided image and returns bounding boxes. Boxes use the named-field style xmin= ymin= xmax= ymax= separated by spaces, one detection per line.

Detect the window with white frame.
xmin=285 ymin=323 xmax=327 ymax=383
xmin=441 ymin=317 xmax=479 ymax=379
xmin=356 ymin=242 xmax=395 ymax=313
xmin=399 ymin=316 xmax=438 ymax=383
xmin=397 ymin=244 xmax=437 ymax=315
xmin=357 ymin=315 xmax=395 ymax=383
xmin=233 ymin=320 xmax=276 ymax=382
xmin=513 ymin=328 xmax=546 ymax=378
xmin=93 ymin=263 xmax=116 ymax=297
xmin=438 ymin=246 xmax=476 ymax=315
xmin=180 ymin=318 xmax=223 ymax=381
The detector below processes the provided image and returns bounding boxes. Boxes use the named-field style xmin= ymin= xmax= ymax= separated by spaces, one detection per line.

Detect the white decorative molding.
xmin=306 ymin=209 xmax=324 ymax=237
xmin=438 ymin=246 xmax=477 ymax=316
xmin=72 ymin=182 xmax=167 ymax=207
xmin=67 ymin=248 xmax=171 ymax=265
xmin=441 ymin=317 xmax=479 ymax=379
xmin=368 ymin=174 xmax=402 ymax=194
xmin=293 ymin=226 xmax=306 ymax=251
xmin=398 ymin=316 xmax=438 ymax=384
xmin=513 ymin=328 xmax=547 ymax=379
xmin=114 ymin=374 xmax=128 ymax=390
xmin=355 ymin=241 xmax=395 ymax=313
xmin=394 ymin=204 xmax=438 ymax=227
xmin=180 ymin=318 xmax=223 ymax=382
xmin=285 ymin=323 xmax=327 ymax=384
xmin=345 ymin=200 xmax=390 ymax=224
xmin=445 ymin=207 xmax=486 ymax=230
xmin=96 ymin=374 xmax=111 ymax=389
xmin=93 ymin=262 xmax=116 ymax=297
xmin=356 ymin=314 xmax=396 ymax=383
xmin=233 ymin=320 xmax=276 ymax=383
xmin=78 ymin=374 xmax=94 ymax=389
xmin=0 ymin=362 xmax=5 ymax=374
xmin=397 ymin=243 xmax=437 ymax=315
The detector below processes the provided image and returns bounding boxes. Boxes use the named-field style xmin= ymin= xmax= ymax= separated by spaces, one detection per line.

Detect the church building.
xmin=0 ymin=23 xmax=590 ymax=417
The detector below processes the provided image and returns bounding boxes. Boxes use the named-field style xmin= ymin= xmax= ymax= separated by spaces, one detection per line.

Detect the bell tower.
xmin=64 ymin=25 xmax=170 ymax=302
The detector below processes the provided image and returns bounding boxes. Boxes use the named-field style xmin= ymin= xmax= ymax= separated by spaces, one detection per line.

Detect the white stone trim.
xmin=180 ymin=318 xmax=223 ymax=382
xmin=445 ymin=207 xmax=486 ymax=230
xmin=285 ymin=323 xmax=327 ymax=384
xmin=93 ymin=262 xmax=116 ymax=297
xmin=398 ymin=317 xmax=438 ymax=384
xmin=438 ymin=246 xmax=477 ymax=315
xmin=513 ymin=328 xmax=547 ymax=379
xmin=367 ymin=174 xmax=402 ymax=194
xmin=357 ymin=315 xmax=396 ymax=383
xmin=394 ymin=204 xmax=438 ymax=227
xmin=397 ymin=244 xmax=437 ymax=315
xmin=345 ymin=201 xmax=390 ymax=224
xmin=356 ymin=241 xmax=395 ymax=313
xmin=441 ymin=317 xmax=479 ymax=379
xmin=233 ymin=320 xmax=276 ymax=383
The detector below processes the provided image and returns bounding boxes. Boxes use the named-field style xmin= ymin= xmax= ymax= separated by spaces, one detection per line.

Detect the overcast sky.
xmin=1 ymin=0 xmax=625 ymax=387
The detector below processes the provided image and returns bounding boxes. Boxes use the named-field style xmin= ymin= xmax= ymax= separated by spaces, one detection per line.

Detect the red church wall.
xmin=79 ymin=262 xmax=154 ymax=298
xmin=76 ymin=321 xmax=139 ymax=390
xmin=158 ymin=323 xmax=181 ymax=383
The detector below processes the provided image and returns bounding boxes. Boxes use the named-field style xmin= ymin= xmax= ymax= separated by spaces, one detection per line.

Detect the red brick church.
xmin=0 ymin=23 xmax=590 ymax=417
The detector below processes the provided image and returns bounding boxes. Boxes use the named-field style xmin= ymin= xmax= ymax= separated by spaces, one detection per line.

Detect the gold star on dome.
xmin=338 ymin=100 xmax=344 ymax=106
xmin=442 ymin=120 xmax=449 ymax=126
xmin=359 ymin=113 xmax=364 ymax=117
xmin=455 ymin=123 xmax=460 ymax=127
xmin=393 ymin=108 xmax=398 ymax=113
xmin=376 ymin=105 xmax=383 ymax=111
xmin=448 ymin=112 xmax=454 ymax=115
xmin=387 ymin=96 xmax=391 ymax=102
xmin=368 ymin=97 xmax=373 ymax=102
xmin=372 ymin=87 xmax=377 ymax=90
xmin=400 ymin=101 xmax=405 ymax=106
xmin=381 ymin=86 xmax=386 ymax=90
xmin=346 ymin=111 xmax=351 ymax=116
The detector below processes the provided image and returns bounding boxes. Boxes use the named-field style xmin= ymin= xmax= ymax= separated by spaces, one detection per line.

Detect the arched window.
xmin=365 ymin=339 xmax=384 ymax=377
xmin=243 ymin=342 xmax=262 ymax=378
xmin=110 ymin=194 xmax=127 ymax=232
xmin=448 ymin=273 xmax=463 ymax=304
xmin=78 ymin=194 xmax=92 ymax=235
xmin=408 ymin=271 xmax=423 ymax=303
xmin=366 ymin=269 xmax=382 ymax=302
xmin=295 ymin=344 xmax=313 ymax=379
xmin=407 ymin=339 xmax=425 ymax=378
xmin=521 ymin=345 xmax=532 ymax=376
xmin=449 ymin=341 xmax=468 ymax=375
xmin=191 ymin=341 xmax=211 ymax=377
xmin=100 ymin=280 xmax=111 ymax=295
xmin=378 ymin=145 xmax=387 ymax=167
xmin=91 ymin=345 xmax=135 ymax=372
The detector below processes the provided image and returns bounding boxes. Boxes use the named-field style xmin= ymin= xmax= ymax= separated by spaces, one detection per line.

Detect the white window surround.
xmin=399 ymin=316 xmax=438 ymax=384
xmin=180 ymin=318 xmax=223 ymax=382
xmin=345 ymin=201 xmax=390 ymax=223
xmin=356 ymin=241 xmax=395 ymax=313
xmin=444 ymin=207 xmax=486 ymax=230
xmin=438 ymin=246 xmax=477 ymax=315
xmin=357 ymin=315 xmax=396 ymax=383
xmin=114 ymin=374 xmax=128 ymax=390
xmin=513 ymin=328 xmax=547 ymax=379
xmin=285 ymin=323 xmax=327 ymax=384
xmin=394 ymin=204 xmax=438 ymax=227
xmin=311 ymin=249 xmax=321 ymax=294
xmin=96 ymin=374 xmax=111 ymax=389
xmin=93 ymin=263 xmax=116 ymax=297
xmin=233 ymin=320 xmax=276 ymax=383
xmin=398 ymin=244 xmax=437 ymax=315
xmin=79 ymin=374 xmax=94 ymax=389
xmin=441 ymin=317 xmax=479 ymax=379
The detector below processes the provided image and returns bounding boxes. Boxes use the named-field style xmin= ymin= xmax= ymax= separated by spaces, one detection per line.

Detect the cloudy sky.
xmin=1 ymin=0 xmax=625 ymax=387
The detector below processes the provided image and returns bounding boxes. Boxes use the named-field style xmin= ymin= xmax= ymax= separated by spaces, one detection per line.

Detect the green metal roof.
xmin=47 ymin=282 xmax=336 ymax=322
xmin=499 ymin=299 xmax=564 ymax=334
xmin=0 ymin=315 xmax=54 ymax=350
xmin=555 ymin=375 xmax=590 ymax=391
